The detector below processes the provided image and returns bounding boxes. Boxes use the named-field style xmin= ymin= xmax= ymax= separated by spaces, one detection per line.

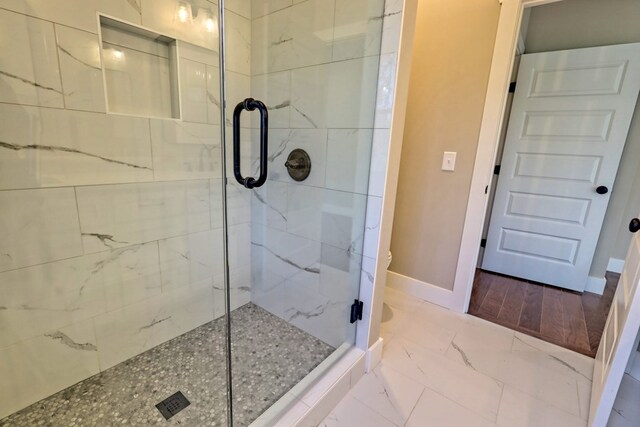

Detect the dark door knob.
xmin=596 ymin=186 xmax=609 ymax=195
xmin=630 ymin=218 xmax=640 ymax=233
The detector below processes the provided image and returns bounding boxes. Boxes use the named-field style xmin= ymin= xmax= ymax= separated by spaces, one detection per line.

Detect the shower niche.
xmin=99 ymin=15 xmax=180 ymax=119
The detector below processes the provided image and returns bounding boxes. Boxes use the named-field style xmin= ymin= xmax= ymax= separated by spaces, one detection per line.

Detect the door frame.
xmin=451 ymin=0 xmax=566 ymax=312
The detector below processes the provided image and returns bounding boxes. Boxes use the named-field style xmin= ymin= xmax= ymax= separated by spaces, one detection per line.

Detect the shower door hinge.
xmin=350 ymin=299 xmax=364 ymax=324
xmin=494 ymin=165 xmax=501 ymax=175
xmin=509 ymin=82 xmax=517 ymax=93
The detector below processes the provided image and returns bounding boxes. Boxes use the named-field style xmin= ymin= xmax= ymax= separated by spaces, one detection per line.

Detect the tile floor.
xmin=321 ymin=286 xmax=604 ymax=427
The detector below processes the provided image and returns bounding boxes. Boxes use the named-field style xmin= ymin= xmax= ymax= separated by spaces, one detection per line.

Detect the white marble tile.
xmin=210 ymin=178 xmax=224 ymax=229
xmin=380 ymin=3 xmax=403 ymax=55
xmin=512 ymin=332 xmax=594 ymax=382
xmin=577 ymin=377 xmax=592 ymax=421
xmin=76 ymin=180 xmax=210 ymax=253
xmin=320 ymin=395 xmax=397 ymax=427
xmin=103 ymin=42 xmax=175 ymax=118
xmin=495 ymin=348 xmax=582 ymax=417
xmin=251 ymin=0 xmax=292 ymax=19
xmin=349 ymin=363 xmax=424 ymax=425
xmin=150 ymin=119 xmax=221 ymax=181
xmin=251 ymin=0 xmax=334 ymax=74
xmin=362 ymin=195 xmax=383 ymax=259
xmin=610 ymin=374 xmax=640 ymax=426
xmin=444 ymin=317 xmax=515 ymax=379
xmin=55 ymin=25 xmax=106 ymax=112
xmin=0 ymin=0 xmax=141 ymax=34
xmin=332 ymin=0 xmax=385 ymax=61
xmin=158 ymin=229 xmax=224 ymax=292
xmin=252 ymin=181 xmax=288 ymax=231
xmin=0 ymin=104 xmax=153 ymax=189
xmin=250 ymin=71 xmax=291 ymax=129
xmin=0 ymin=9 xmax=63 ymax=107
xmin=0 ymin=242 xmax=161 ymax=349
xmin=628 ymin=351 xmax=640 ymax=382
xmin=94 ymin=283 xmax=217 ymax=370
xmin=373 ymin=53 xmax=398 ymax=129
xmin=224 ymin=10 xmax=250 ymax=75
xmin=206 ymin=65 xmax=222 ymax=124
xmin=287 ymin=186 xmax=368 ymax=251
xmin=497 ymin=385 xmax=586 ymax=427
xmin=291 ymin=57 xmax=379 ymax=129
xmin=406 ymin=386 xmax=498 ymax=427
xmin=225 ymin=0 xmax=251 ymax=20
xmin=226 ymin=180 xmax=253 ymax=226
xmin=140 ymin=0 xmax=217 ymax=51
xmin=0 ymin=321 xmax=100 ymax=419
xmin=383 ymin=337 xmax=504 ymax=422
xmin=319 ymin=243 xmax=362 ymax=304
xmin=299 ymin=365 xmax=352 ymax=426
xmin=393 ymin=301 xmax=464 ymax=353
xmin=267 ymin=129 xmax=327 ymax=187
xmin=326 ymin=129 xmax=373 ymax=195
xmin=178 ymin=41 xmax=218 ymax=67
xmin=223 ymin=70 xmax=250 ymax=127
xmin=179 ymin=57 xmax=208 ymax=123
xmin=608 ymin=410 xmax=637 ymax=427
xmin=368 ymin=128 xmax=390 ymax=197
xmin=0 ymin=188 xmax=83 ymax=272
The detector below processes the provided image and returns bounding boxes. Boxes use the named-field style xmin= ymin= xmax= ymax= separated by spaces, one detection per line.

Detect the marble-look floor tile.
xmin=609 ymin=374 xmax=640 ymax=425
xmin=349 ymin=363 xmax=424 ymax=426
xmin=406 ymin=387 xmax=498 ymax=427
xmin=494 ymin=348 xmax=582 ymax=417
xmin=497 ymin=385 xmax=586 ymax=427
xmin=0 ymin=9 xmax=63 ymax=107
xmin=383 ymin=337 xmax=504 ymax=422
xmin=444 ymin=316 xmax=515 ymax=379
xmin=0 ymin=188 xmax=83 ymax=272
xmin=55 ymin=25 xmax=105 ymax=112
xmin=512 ymin=332 xmax=594 ymax=381
xmin=393 ymin=301 xmax=465 ymax=353
xmin=321 ymin=395 xmax=397 ymax=427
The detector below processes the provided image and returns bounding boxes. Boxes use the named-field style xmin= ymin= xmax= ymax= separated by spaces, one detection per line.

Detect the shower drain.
xmin=155 ymin=391 xmax=191 ymax=420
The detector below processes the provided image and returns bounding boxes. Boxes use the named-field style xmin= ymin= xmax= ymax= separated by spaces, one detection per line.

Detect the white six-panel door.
xmin=482 ymin=43 xmax=640 ymax=291
xmin=589 ymin=216 xmax=640 ymax=426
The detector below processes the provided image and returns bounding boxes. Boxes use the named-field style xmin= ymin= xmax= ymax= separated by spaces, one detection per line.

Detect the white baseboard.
xmin=365 ymin=338 xmax=384 ymax=373
xmin=607 ymin=257 xmax=625 ymax=274
xmin=586 ymin=276 xmax=606 ymax=295
xmin=386 ymin=270 xmax=454 ymax=309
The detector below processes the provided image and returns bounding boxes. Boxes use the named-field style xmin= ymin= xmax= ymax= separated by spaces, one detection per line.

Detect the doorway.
xmin=469 ymin=0 xmax=640 ymax=357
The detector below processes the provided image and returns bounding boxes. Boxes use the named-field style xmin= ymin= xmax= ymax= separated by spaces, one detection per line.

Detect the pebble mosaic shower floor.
xmin=0 ymin=303 xmax=335 ymax=427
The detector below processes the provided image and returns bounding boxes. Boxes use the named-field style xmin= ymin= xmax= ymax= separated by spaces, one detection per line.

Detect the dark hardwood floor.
xmin=468 ymin=269 xmax=618 ymax=358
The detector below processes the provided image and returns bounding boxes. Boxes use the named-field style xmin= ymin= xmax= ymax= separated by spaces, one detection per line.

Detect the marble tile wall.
xmin=246 ymin=0 xmax=399 ymax=350
xmin=0 ymin=0 xmax=250 ymax=419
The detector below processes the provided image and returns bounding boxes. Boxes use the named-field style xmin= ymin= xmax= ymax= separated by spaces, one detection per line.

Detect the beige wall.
xmin=388 ymin=0 xmax=500 ymax=290
xmin=525 ymin=0 xmax=640 ymax=279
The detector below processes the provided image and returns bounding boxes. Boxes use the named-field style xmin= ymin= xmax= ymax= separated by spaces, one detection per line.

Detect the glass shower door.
xmin=0 ymin=1 xmax=230 ymax=425
xmin=220 ymin=0 xmax=386 ymax=424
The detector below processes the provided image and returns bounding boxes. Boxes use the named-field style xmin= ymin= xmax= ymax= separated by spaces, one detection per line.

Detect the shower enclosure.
xmin=0 ymin=0 xmax=386 ymax=425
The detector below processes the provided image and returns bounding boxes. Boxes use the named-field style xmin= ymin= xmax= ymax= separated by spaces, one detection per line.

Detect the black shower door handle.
xmin=233 ymin=98 xmax=269 ymax=189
